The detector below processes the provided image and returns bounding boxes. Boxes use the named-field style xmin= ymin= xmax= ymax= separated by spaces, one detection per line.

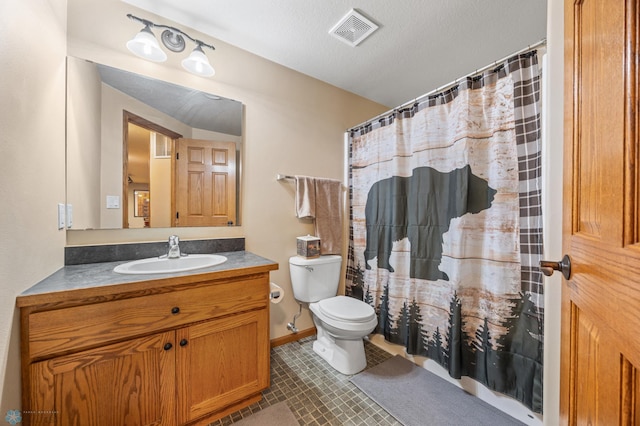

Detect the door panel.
xmin=175 ymin=310 xmax=269 ymax=424
xmin=29 ymin=332 xmax=176 ymax=426
xmin=567 ymin=302 xmax=633 ymax=423
xmin=562 ymin=0 xmax=640 ymax=423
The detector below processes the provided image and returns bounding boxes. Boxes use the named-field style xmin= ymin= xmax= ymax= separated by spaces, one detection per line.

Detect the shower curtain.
xmin=346 ymin=51 xmax=543 ymax=413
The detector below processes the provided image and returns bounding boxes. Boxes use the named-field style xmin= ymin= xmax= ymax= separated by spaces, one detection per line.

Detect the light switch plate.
xmin=57 ymin=203 xmax=65 ymax=230
xmin=106 ymin=195 xmax=120 ymax=209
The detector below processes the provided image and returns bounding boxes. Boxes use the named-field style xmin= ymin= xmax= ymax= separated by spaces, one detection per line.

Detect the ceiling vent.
xmin=329 ymin=9 xmax=379 ymax=47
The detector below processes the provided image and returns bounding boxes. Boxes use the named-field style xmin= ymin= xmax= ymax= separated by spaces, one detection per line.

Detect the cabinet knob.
xmin=171 ymin=307 xmax=180 ymax=314
xmin=163 ymin=342 xmax=173 ymax=351
xmin=179 ymin=339 xmax=188 ymax=347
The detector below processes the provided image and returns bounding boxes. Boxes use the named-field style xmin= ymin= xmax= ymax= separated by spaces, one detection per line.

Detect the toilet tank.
xmin=289 ymin=255 xmax=342 ymax=302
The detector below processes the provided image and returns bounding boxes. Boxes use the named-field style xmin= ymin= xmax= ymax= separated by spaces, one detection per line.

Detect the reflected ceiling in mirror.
xmin=97 ymin=65 xmax=242 ymax=136
xmin=66 ymin=57 xmax=243 ymax=230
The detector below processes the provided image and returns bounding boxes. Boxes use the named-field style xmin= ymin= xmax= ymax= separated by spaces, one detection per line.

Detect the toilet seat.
xmin=317 ymin=296 xmax=375 ymax=323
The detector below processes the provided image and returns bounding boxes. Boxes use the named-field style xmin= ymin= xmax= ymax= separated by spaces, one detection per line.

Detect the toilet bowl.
xmin=289 ymin=255 xmax=377 ymax=375
xmin=309 ymin=295 xmax=377 ymax=374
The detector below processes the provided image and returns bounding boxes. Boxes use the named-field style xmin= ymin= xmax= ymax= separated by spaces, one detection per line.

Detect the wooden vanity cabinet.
xmin=18 ymin=268 xmax=274 ymax=426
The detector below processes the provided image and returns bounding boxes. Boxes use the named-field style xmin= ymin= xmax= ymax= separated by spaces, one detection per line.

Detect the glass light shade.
xmin=181 ymin=45 xmax=215 ymax=77
xmin=126 ymin=26 xmax=167 ymax=62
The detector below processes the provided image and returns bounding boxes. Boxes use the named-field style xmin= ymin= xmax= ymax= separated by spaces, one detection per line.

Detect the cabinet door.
xmin=28 ymin=332 xmax=176 ymax=426
xmin=176 ymin=309 xmax=269 ymax=424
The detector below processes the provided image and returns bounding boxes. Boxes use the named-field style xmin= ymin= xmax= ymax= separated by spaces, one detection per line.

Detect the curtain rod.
xmin=348 ymin=38 xmax=547 ymax=132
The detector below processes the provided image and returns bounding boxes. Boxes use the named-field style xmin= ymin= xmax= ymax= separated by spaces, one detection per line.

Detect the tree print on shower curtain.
xmin=345 ymin=51 xmax=544 ymax=413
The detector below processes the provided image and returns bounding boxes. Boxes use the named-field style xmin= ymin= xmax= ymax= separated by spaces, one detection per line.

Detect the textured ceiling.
xmin=123 ymin=0 xmax=547 ymax=108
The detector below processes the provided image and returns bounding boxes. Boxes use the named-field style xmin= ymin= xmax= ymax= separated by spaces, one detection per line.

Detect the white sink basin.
xmin=114 ymin=254 xmax=227 ymax=274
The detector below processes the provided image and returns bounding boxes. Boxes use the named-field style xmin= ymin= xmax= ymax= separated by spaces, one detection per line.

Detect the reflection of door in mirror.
xmin=175 ymin=139 xmax=237 ymax=226
xmin=123 ymin=111 xmax=181 ymax=229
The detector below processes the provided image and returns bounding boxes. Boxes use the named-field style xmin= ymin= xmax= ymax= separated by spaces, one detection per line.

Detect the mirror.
xmin=66 ymin=56 xmax=243 ymax=230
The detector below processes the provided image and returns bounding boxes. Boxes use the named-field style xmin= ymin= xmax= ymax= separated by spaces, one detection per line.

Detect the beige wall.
xmin=66 ymin=57 xmax=102 ymax=229
xmin=0 ymin=0 xmax=68 ymax=414
xmin=149 ymin=145 xmax=172 ymax=228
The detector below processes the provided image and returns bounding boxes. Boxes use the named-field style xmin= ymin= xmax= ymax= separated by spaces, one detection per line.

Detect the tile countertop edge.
xmin=16 ymin=251 xmax=279 ymax=308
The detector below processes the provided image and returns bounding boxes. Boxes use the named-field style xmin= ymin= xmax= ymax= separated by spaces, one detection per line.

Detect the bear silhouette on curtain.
xmin=363 ymin=165 xmax=496 ymax=281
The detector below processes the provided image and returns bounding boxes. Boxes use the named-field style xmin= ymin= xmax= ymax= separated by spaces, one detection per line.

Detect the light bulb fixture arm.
xmin=127 ymin=14 xmax=215 ymax=51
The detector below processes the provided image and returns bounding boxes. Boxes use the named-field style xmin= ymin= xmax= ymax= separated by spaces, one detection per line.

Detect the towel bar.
xmin=277 ymin=174 xmax=346 ymax=190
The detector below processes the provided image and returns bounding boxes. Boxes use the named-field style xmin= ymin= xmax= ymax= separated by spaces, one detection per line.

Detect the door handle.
xmin=539 ymin=254 xmax=571 ymax=280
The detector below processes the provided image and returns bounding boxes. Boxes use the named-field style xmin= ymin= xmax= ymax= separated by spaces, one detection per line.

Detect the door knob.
xmin=539 ymin=254 xmax=571 ymax=280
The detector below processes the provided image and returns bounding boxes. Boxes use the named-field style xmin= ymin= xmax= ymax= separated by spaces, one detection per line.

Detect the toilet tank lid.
xmin=289 ymin=255 xmax=342 ymax=266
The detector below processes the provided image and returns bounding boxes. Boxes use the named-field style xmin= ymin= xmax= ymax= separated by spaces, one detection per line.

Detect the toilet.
xmin=289 ymin=255 xmax=377 ymax=375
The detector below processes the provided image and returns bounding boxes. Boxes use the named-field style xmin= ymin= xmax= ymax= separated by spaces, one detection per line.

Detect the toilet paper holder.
xmin=269 ymin=282 xmax=284 ymax=303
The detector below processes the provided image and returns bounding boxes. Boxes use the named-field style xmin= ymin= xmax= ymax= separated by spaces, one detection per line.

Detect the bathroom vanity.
xmin=16 ymin=251 xmax=278 ymax=426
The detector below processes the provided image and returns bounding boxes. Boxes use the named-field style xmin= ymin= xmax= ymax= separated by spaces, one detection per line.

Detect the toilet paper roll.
xmin=270 ymin=282 xmax=285 ymax=304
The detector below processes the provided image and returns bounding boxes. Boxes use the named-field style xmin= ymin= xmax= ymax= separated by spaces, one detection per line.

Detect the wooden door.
xmin=175 ymin=310 xmax=269 ymax=424
xmin=562 ymin=0 xmax=640 ymax=423
xmin=28 ymin=332 xmax=176 ymax=426
xmin=175 ymin=139 xmax=237 ymax=227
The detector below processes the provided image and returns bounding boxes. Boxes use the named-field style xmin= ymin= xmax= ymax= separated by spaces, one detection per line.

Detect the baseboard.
xmin=270 ymin=327 xmax=316 ymax=348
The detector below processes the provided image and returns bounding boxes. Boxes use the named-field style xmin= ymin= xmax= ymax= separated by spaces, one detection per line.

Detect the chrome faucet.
xmin=167 ymin=235 xmax=182 ymax=259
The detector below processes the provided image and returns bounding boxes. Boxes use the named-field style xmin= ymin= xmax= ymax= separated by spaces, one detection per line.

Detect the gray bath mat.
xmin=231 ymin=402 xmax=298 ymax=426
xmin=351 ymin=355 xmax=525 ymax=426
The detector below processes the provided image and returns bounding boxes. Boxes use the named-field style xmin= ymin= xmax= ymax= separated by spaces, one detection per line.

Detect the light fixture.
xmin=181 ymin=44 xmax=215 ymax=77
xmin=126 ymin=24 xmax=167 ymax=62
xmin=126 ymin=14 xmax=215 ymax=77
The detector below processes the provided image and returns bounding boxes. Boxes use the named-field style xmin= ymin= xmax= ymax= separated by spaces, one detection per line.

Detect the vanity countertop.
xmin=17 ymin=251 xmax=278 ymax=308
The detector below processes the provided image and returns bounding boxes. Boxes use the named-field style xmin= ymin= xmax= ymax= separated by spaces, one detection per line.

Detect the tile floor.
xmin=209 ymin=336 xmax=402 ymax=425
